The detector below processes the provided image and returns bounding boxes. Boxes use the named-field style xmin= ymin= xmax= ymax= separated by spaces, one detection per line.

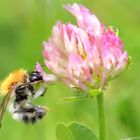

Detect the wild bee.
xmin=0 ymin=69 xmax=48 ymax=126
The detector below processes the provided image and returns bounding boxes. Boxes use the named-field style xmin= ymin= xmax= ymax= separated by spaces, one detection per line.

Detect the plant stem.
xmin=97 ymin=91 xmax=105 ymax=140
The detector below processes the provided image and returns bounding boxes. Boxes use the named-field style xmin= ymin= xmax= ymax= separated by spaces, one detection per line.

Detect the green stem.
xmin=97 ymin=91 xmax=105 ymax=140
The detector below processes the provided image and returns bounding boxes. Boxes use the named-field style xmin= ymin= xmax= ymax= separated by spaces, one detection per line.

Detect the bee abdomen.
xmin=13 ymin=106 xmax=47 ymax=124
xmin=22 ymin=115 xmax=37 ymax=124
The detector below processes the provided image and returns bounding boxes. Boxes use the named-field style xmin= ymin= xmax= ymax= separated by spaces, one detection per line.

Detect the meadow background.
xmin=0 ymin=0 xmax=140 ymax=140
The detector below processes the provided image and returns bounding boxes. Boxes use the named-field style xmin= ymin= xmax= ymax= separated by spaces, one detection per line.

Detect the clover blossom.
xmin=36 ymin=3 xmax=128 ymax=91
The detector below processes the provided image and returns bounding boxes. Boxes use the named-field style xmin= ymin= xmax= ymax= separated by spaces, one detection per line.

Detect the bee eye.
xmin=29 ymin=71 xmax=43 ymax=83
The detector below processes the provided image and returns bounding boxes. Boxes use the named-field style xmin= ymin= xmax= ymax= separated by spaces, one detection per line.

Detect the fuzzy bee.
xmin=0 ymin=69 xmax=48 ymax=126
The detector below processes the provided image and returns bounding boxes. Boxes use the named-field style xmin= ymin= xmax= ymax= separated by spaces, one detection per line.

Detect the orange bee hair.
xmin=0 ymin=69 xmax=27 ymax=95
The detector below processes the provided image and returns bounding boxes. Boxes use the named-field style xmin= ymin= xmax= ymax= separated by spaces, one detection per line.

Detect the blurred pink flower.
xmin=36 ymin=3 xmax=128 ymax=91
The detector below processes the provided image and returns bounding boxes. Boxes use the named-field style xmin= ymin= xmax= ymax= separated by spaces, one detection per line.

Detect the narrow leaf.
xmin=57 ymin=96 xmax=87 ymax=104
xmin=122 ymin=137 xmax=140 ymax=140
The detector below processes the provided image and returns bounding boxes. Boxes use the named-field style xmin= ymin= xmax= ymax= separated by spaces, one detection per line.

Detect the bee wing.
xmin=33 ymin=84 xmax=47 ymax=99
xmin=0 ymin=93 xmax=11 ymax=128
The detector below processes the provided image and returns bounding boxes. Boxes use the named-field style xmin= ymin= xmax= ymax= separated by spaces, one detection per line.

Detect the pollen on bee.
xmin=0 ymin=69 xmax=27 ymax=94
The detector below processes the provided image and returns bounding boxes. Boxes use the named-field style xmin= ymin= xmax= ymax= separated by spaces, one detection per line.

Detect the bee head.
xmin=28 ymin=71 xmax=43 ymax=83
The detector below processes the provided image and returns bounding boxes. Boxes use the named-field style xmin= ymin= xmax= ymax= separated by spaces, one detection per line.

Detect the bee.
xmin=0 ymin=69 xmax=48 ymax=126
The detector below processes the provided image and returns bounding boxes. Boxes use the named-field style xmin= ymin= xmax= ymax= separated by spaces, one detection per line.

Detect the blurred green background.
xmin=0 ymin=0 xmax=140 ymax=140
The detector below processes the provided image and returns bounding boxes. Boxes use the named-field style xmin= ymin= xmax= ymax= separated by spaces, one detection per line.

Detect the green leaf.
xmin=57 ymin=96 xmax=87 ymax=104
xmin=56 ymin=122 xmax=97 ymax=140
xmin=68 ymin=122 xmax=97 ymax=140
xmin=122 ymin=137 xmax=140 ymax=140
xmin=56 ymin=123 xmax=74 ymax=140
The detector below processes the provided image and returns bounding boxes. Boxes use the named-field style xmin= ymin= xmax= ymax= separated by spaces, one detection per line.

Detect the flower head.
xmin=36 ymin=3 xmax=128 ymax=91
